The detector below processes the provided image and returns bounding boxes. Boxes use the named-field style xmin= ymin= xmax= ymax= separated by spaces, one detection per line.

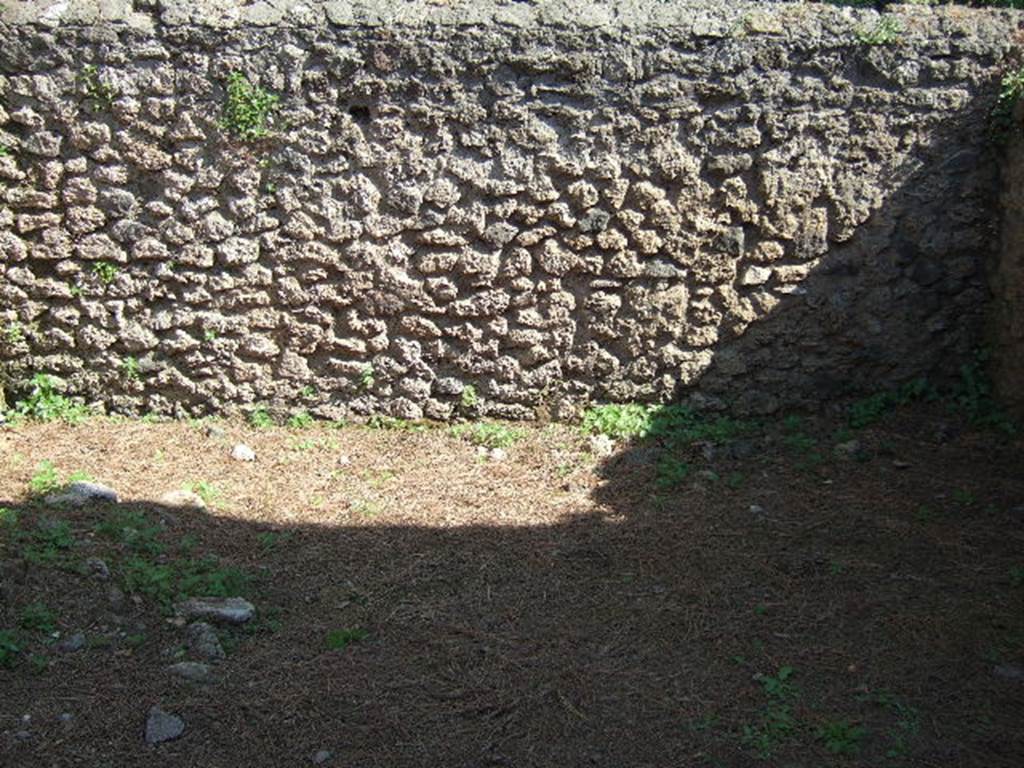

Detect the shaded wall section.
xmin=0 ymin=1 xmax=1021 ymax=420
xmin=994 ymin=101 xmax=1024 ymax=419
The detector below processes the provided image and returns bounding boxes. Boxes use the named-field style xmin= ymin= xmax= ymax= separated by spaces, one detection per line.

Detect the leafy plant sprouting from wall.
xmin=79 ymin=64 xmax=118 ymax=112
xmin=991 ymin=64 xmax=1024 ymax=145
xmin=855 ymin=16 xmax=902 ymax=46
xmin=220 ymin=71 xmax=279 ymax=141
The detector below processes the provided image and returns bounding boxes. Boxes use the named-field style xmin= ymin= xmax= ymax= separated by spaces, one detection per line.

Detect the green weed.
xmin=0 ymin=630 xmax=20 ymax=668
xmin=359 ymin=364 xmax=375 ymax=391
xmin=94 ymin=508 xmax=165 ymax=556
xmin=818 ymin=719 xmax=866 ymax=755
xmin=0 ymin=506 xmax=17 ymax=528
xmin=257 ymin=531 xmax=294 ymax=550
xmin=220 ymin=71 xmax=279 ymax=141
xmin=121 ymin=356 xmax=140 ymax=381
xmin=187 ymin=481 xmax=221 ymax=508
xmin=11 ymin=374 xmax=91 ymax=424
xmin=848 ymin=378 xmax=932 ymax=429
xmin=122 ymin=555 xmax=247 ymax=607
xmin=249 ymin=406 xmax=274 ymax=428
xmin=460 ymin=385 xmax=479 ymax=410
xmin=951 ymin=351 xmax=1017 ymax=435
xmin=1009 ymin=566 xmax=1024 ymax=588
xmin=756 ymin=666 xmax=798 ymax=700
xmin=79 ymin=64 xmax=117 ymax=111
xmin=19 ymin=602 xmax=56 ymax=634
xmin=655 ymin=455 xmax=690 ymax=488
xmin=92 ymin=261 xmax=119 ymax=285
xmin=856 ymin=16 xmax=901 ymax=45
xmin=583 ymin=403 xmax=750 ymax=448
xmin=19 ymin=519 xmax=75 ymax=565
xmin=451 ymin=422 xmax=524 ymax=449
xmin=325 ymin=627 xmax=368 ymax=651
xmin=28 ymin=461 xmax=92 ymax=496
xmin=992 ymin=64 xmax=1024 ymax=144
xmin=741 ymin=666 xmax=799 ymax=757
xmin=287 ymin=410 xmax=313 ymax=429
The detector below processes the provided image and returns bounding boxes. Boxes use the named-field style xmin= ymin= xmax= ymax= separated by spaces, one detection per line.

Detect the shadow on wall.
xmin=0 ymin=13 xmax=1014 ymax=420
xmin=1 ymin=407 xmax=1023 ymax=766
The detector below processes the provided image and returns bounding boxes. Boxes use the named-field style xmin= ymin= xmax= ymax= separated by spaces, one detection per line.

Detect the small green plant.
xmin=287 ymin=410 xmax=313 ymax=429
xmin=1010 ymin=566 xmax=1024 ymax=588
xmin=951 ymin=351 xmax=1016 ymax=435
xmin=203 ymin=329 xmax=218 ymax=342
xmin=92 ymin=260 xmax=119 ymax=285
xmin=0 ymin=144 xmax=10 ymax=158
xmin=220 ymin=71 xmax=279 ymax=141
xmin=2 ymin=318 xmax=23 ymax=344
xmin=28 ymin=653 xmax=48 ymax=675
xmin=359 ymin=364 xmax=375 ymax=391
xmin=249 ymin=406 xmax=274 ymax=428
xmin=460 ymin=385 xmax=479 ymax=410
xmin=351 ymin=498 xmax=382 ymax=518
xmin=860 ymin=691 xmax=920 ymax=758
xmin=451 ymin=422 xmax=524 ymax=449
xmin=257 ymin=531 xmax=294 ymax=550
xmin=326 ymin=627 xmax=368 ymax=651
xmin=79 ymin=64 xmax=117 ymax=111
xmin=300 ymin=385 xmax=316 ymax=399
xmin=655 ymin=455 xmax=690 ymax=488
xmin=991 ymin=64 xmax=1024 ymax=144
xmin=582 ymin=403 xmax=652 ymax=440
xmin=0 ymin=630 xmax=21 ymax=668
xmin=19 ymin=602 xmax=56 ymax=634
xmin=12 ymin=374 xmax=91 ymax=424
xmin=0 ymin=506 xmax=18 ymax=528
xmin=848 ymin=378 xmax=932 ymax=429
xmin=95 ymin=508 xmax=165 ymax=556
xmin=187 ymin=481 xmax=221 ymax=509
xmin=818 ymin=719 xmax=866 ymax=755
xmin=20 ymin=519 xmax=75 ymax=565
xmin=756 ymin=666 xmax=798 ymax=700
xmin=29 ymin=460 xmax=62 ymax=495
xmin=741 ymin=666 xmax=799 ymax=757
xmin=856 ymin=16 xmax=902 ymax=46
xmin=122 ymin=554 xmax=247 ymax=607
xmin=121 ymin=356 xmax=140 ymax=381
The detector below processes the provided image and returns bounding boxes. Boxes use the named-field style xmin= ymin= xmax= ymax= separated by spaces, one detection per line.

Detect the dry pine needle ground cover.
xmin=0 ymin=400 xmax=1022 ymax=767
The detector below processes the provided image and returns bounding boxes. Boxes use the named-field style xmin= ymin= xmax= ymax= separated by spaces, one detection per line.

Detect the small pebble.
xmin=313 ymin=750 xmax=333 ymax=765
xmin=231 ymin=443 xmax=256 ymax=462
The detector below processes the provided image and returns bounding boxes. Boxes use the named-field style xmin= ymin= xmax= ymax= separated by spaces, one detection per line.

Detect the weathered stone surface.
xmin=145 ymin=706 xmax=185 ymax=745
xmin=0 ymin=1 xmax=1018 ymax=419
xmin=176 ymin=597 xmax=255 ymax=625
xmin=45 ymin=482 xmax=118 ymax=507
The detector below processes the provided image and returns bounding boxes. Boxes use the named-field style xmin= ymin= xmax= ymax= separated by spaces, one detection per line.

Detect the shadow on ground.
xmin=0 ymin=404 xmax=1022 ymax=767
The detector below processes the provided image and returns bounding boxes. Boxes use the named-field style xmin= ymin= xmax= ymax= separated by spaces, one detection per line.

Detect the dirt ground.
xmin=0 ymin=400 xmax=1022 ymax=767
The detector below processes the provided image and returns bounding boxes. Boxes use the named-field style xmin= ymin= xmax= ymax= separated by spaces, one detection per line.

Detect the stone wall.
xmin=994 ymin=98 xmax=1024 ymax=419
xmin=0 ymin=1 xmax=1020 ymax=421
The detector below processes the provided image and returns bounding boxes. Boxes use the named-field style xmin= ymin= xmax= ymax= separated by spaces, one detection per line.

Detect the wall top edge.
xmin=1 ymin=1 xmax=1022 ymax=36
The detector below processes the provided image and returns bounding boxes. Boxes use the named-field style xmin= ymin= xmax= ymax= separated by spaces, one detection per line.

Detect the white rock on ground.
xmin=231 ymin=443 xmax=256 ymax=462
xmin=44 ymin=481 xmax=118 ymax=507
xmin=589 ymin=433 xmax=615 ymax=458
xmin=175 ymin=596 xmax=255 ymax=624
xmin=145 ymin=706 xmax=185 ymax=744
xmin=159 ymin=489 xmax=207 ymax=509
